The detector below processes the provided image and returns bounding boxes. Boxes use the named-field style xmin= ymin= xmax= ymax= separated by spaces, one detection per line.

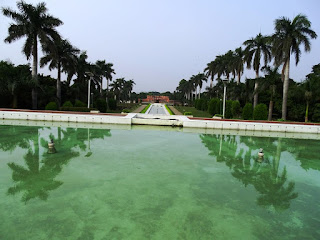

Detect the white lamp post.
xmin=222 ymin=79 xmax=229 ymax=119
xmin=85 ymin=72 xmax=94 ymax=108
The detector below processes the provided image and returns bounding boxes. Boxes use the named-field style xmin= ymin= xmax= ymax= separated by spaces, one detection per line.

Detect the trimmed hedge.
xmin=253 ymin=104 xmax=268 ymax=120
xmin=312 ymin=103 xmax=320 ymax=122
xmin=242 ymin=103 xmax=253 ymax=120
xmin=60 ymin=107 xmax=94 ymax=112
xmin=108 ymin=98 xmax=117 ymax=110
xmin=62 ymin=101 xmax=73 ymax=108
xmin=184 ymin=112 xmax=192 ymax=115
xmin=208 ymin=98 xmax=220 ymax=116
xmin=225 ymin=100 xmax=233 ymax=119
xmin=95 ymin=99 xmax=107 ymax=113
xmin=232 ymin=100 xmax=241 ymax=118
xmin=74 ymin=100 xmax=86 ymax=107
xmin=45 ymin=101 xmax=58 ymax=110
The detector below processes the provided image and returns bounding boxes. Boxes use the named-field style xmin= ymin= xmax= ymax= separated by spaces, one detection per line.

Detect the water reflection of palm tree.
xmin=200 ymin=133 xmax=298 ymax=210
xmin=6 ymin=126 xmax=112 ymax=203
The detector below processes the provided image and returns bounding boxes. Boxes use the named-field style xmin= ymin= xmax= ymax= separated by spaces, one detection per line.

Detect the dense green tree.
xmin=2 ymin=1 xmax=63 ymax=109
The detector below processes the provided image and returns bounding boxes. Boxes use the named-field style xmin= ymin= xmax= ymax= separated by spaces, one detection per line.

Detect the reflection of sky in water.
xmin=0 ymin=124 xmax=319 ymax=239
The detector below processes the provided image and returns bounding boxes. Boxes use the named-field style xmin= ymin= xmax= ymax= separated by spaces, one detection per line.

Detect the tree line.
xmin=1 ymin=1 xmax=135 ymax=111
xmin=176 ymin=14 xmax=318 ymax=121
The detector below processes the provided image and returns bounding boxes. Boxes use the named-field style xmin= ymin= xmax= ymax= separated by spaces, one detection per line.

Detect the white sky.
xmin=1 ymin=0 xmax=319 ymax=93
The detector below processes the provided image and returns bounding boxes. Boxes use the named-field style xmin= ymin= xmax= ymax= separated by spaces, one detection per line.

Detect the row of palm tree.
xmin=201 ymin=14 xmax=316 ymax=120
xmin=110 ymin=78 xmax=135 ymax=102
xmin=2 ymin=1 xmax=118 ymax=108
xmin=176 ymin=73 xmax=208 ymax=102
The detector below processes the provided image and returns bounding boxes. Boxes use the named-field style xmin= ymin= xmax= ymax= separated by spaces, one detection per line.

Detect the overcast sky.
xmin=1 ymin=0 xmax=319 ymax=93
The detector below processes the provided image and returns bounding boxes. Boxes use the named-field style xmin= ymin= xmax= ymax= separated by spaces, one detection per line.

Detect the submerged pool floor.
xmin=0 ymin=124 xmax=320 ymax=239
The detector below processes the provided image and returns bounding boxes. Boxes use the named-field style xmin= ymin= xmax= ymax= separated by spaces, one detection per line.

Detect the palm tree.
xmin=233 ymin=47 xmax=245 ymax=84
xmin=272 ymin=14 xmax=317 ymax=120
xmin=40 ymin=38 xmax=79 ymax=106
xmin=204 ymin=61 xmax=217 ymax=88
xmin=243 ymin=33 xmax=272 ymax=108
xmin=2 ymin=1 xmax=63 ymax=109
xmin=123 ymin=79 xmax=135 ymax=102
xmin=260 ymin=66 xmax=282 ymax=120
xmin=193 ymin=73 xmax=207 ymax=99
xmin=110 ymin=78 xmax=124 ymax=101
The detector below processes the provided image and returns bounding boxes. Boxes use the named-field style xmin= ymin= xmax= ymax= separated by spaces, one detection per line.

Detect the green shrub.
xmin=108 ymin=98 xmax=117 ymax=110
xmin=122 ymin=108 xmax=130 ymax=113
xmin=253 ymin=103 xmax=268 ymax=120
xmin=225 ymin=100 xmax=233 ymax=119
xmin=208 ymin=98 xmax=220 ymax=115
xmin=312 ymin=103 xmax=320 ymax=122
xmin=60 ymin=107 xmax=92 ymax=112
xmin=95 ymin=99 xmax=107 ymax=113
xmin=45 ymin=101 xmax=58 ymax=110
xmin=184 ymin=112 xmax=192 ymax=115
xmin=195 ymin=99 xmax=200 ymax=110
xmin=214 ymin=114 xmax=223 ymax=118
xmin=74 ymin=100 xmax=86 ymax=107
xmin=201 ymin=100 xmax=208 ymax=111
xmin=62 ymin=101 xmax=73 ymax=108
xmin=232 ymin=100 xmax=241 ymax=118
xmin=242 ymin=103 xmax=253 ymax=120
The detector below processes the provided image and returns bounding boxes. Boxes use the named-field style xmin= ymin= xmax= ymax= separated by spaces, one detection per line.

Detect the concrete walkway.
xmin=131 ymin=104 xmax=146 ymax=113
xmin=169 ymin=106 xmax=182 ymax=115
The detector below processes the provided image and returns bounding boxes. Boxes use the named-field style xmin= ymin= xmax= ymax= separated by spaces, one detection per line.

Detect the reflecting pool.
xmin=0 ymin=124 xmax=319 ymax=239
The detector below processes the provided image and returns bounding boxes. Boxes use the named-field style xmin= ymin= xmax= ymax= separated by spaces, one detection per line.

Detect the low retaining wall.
xmin=1 ymin=109 xmax=319 ymax=135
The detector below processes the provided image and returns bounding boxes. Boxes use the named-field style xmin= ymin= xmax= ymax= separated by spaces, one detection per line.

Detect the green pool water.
xmin=0 ymin=124 xmax=319 ymax=240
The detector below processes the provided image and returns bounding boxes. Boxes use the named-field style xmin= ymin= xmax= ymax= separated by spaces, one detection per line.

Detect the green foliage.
xmin=253 ymin=104 xmax=268 ymax=120
xmin=74 ymin=100 xmax=86 ymax=107
xmin=141 ymin=104 xmax=151 ymax=113
xmin=232 ymin=100 xmax=241 ymax=118
xmin=165 ymin=105 xmax=174 ymax=115
xmin=95 ymin=99 xmax=107 ymax=113
xmin=201 ymin=99 xmax=208 ymax=111
xmin=121 ymin=109 xmax=130 ymax=113
xmin=45 ymin=102 xmax=58 ymax=110
xmin=214 ymin=114 xmax=223 ymax=118
xmin=60 ymin=107 xmax=92 ymax=112
xmin=208 ymin=98 xmax=220 ymax=115
xmin=225 ymin=100 xmax=233 ymax=119
xmin=184 ymin=112 xmax=192 ymax=115
xmin=62 ymin=101 xmax=73 ymax=108
xmin=312 ymin=103 xmax=320 ymax=122
xmin=242 ymin=103 xmax=253 ymax=120
xmin=108 ymin=98 xmax=117 ymax=110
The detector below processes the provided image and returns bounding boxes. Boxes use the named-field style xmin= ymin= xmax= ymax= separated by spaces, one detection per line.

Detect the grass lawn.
xmin=174 ymin=106 xmax=212 ymax=118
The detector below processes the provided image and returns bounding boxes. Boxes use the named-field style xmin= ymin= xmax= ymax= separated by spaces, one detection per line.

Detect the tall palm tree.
xmin=260 ymin=66 xmax=282 ymax=120
xmin=272 ymin=14 xmax=317 ymax=120
xmin=40 ymin=38 xmax=79 ymax=106
xmin=123 ymin=79 xmax=135 ymax=102
xmin=243 ymin=33 xmax=272 ymax=108
xmin=204 ymin=61 xmax=217 ymax=88
xmin=2 ymin=1 xmax=63 ymax=109
xmin=110 ymin=78 xmax=124 ymax=101
xmin=233 ymin=47 xmax=245 ymax=84
xmin=194 ymin=73 xmax=207 ymax=99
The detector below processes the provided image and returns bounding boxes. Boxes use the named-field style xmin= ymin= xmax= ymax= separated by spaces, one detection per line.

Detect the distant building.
xmin=140 ymin=95 xmax=180 ymax=105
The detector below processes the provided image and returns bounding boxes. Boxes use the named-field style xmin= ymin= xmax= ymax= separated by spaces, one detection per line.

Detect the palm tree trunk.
xmin=210 ymin=75 xmax=213 ymax=88
xmin=305 ymin=101 xmax=309 ymax=122
xmin=237 ymin=72 xmax=241 ymax=85
xmin=253 ymin=70 xmax=259 ymax=109
xmin=32 ymin=36 xmax=38 ymax=110
xmin=282 ymin=57 xmax=290 ymax=120
xmin=199 ymin=87 xmax=201 ymax=99
xmin=57 ymin=62 xmax=61 ymax=107
xmin=268 ymin=100 xmax=273 ymax=121
xmin=100 ymin=78 xmax=103 ymax=96
xmin=12 ymin=93 xmax=18 ymax=109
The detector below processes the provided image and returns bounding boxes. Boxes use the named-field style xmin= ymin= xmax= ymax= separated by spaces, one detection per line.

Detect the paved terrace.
xmin=1 ymin=108 xmax=320 ymax=135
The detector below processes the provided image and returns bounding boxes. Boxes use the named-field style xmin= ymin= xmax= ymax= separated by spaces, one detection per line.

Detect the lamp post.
xmin=85 ymin=72 xmax=94 ymax=108
xmin=222 ymin=79 xmax=229 ymax=119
